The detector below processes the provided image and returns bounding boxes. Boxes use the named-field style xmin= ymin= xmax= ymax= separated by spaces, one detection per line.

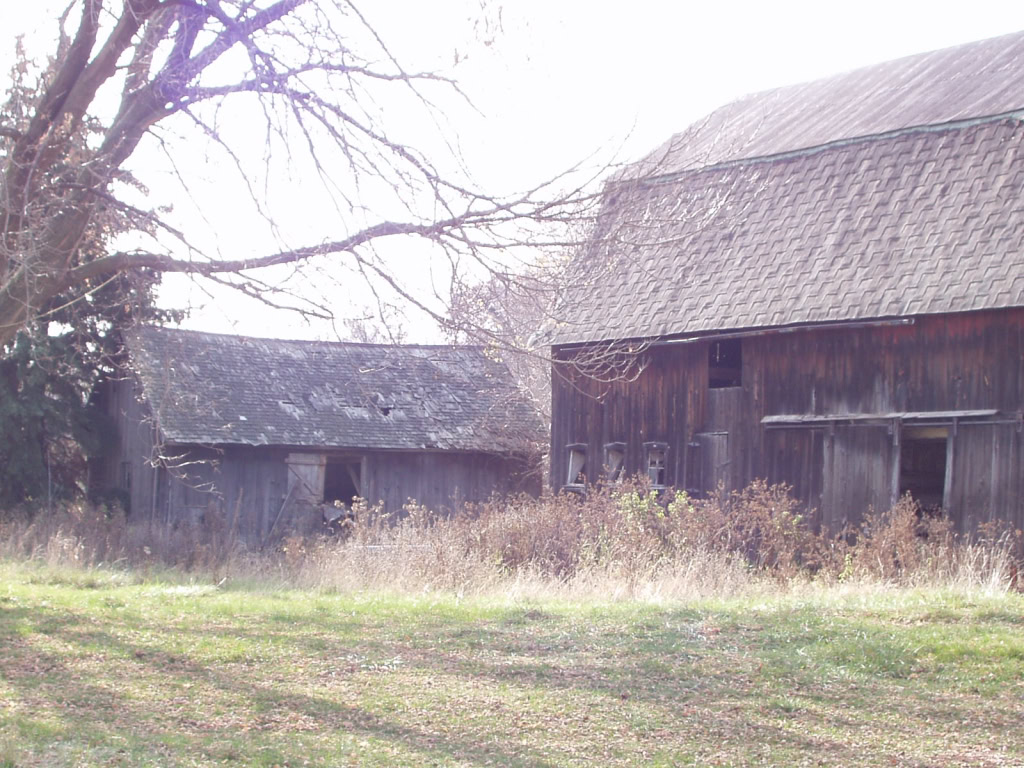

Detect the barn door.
xmin=691 ymin=432 xmax=731 ymax=495
xmin=946 ymin=423 xmax=1022 ymax=535
xmin=286 ymin=452 xmax=326 ymax=502
xmin=264 ymin=453 xmax=328 ymax=540
xmin=821 ymin=425 xmax=895 ymax=532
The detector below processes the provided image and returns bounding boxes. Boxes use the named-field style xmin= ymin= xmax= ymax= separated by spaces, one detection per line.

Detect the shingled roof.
xmin=126 ymin=327 xmax=540 ymax=451
xmin=632 ymin=30 xmax=1024 ymax=177
xmin=550 ymin=32 xmax=1024 ymax=346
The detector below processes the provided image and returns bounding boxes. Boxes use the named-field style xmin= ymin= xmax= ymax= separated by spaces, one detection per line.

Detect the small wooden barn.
xmin=93 ymin=327 xmax=540 ymax=540
xmin=549 ymin=32 xmax=1024 ymax=534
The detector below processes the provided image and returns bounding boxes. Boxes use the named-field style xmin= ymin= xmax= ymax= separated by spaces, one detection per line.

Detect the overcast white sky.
xmin=5 ymin=0 xmax=1024 ymax=341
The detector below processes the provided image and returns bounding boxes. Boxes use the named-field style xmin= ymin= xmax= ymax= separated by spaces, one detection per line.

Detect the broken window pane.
xmin=604 ymin=443 xmax=626 ymax=483
xmin=644 ymin=442 xmax=668 ymax=486
xmin=566 ymin=445 xmax=587 ymax=486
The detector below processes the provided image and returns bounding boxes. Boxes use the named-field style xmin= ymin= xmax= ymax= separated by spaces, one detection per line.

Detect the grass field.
xmin=1 ymin=562 xmax=1022 ymax=768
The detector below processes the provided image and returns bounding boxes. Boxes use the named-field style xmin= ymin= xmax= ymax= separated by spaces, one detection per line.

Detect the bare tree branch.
xmin=0 ymin=0 xmax=621 ymax=355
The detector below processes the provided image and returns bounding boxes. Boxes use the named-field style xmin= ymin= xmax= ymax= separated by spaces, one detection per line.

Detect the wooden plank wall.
xmin=154 ymin=445 xmax=288 ymax=541
xmin=550 ymin=343 xmax=706 ymax=490
xmin=149 ymin=446 xmax=535 ymax=542
xmin=93 ymin=375 xmax=159 ymax=519
xmin=948 ymin=424 xmax=1023 ymax=533
xmin=820 ymin=426 xmax=897 ymax=531
xmin=363 ymin=451 xmax=538 ymax=514
xmin=764 ymin=429 xmax=824 ymax=530
xmin=552 ymin=308 xmax=1023 ymax=532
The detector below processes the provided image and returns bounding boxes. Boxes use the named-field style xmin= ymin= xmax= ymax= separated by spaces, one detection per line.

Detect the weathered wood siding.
xmin=159 ymin=445 xmax=290 ymax=539
xmin=362 ymin=451 xmax=535 ymax=514
xmin=947 ymin=423 xmax=1023 ymax=532
xmin=150 ymin=448 xmax=533 ymax=542
xmin=550 ymin=342 xmax=706 ymax=492
xmin=551 ymin=308 xmax=1023 ymax=533
xmin=100 ymin=414 xmax=536 ymax=543
xmin=820 ymin=426 xmax=896 ymax=530
xmin=92 ymin=375 xmax=159 ymax=518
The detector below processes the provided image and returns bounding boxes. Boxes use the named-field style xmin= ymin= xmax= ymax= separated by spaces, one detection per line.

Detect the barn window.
xmin=644 ymin=442 xmax=668 ymax=487
xmin=120 ymin=461 xmax=132 ymax=491
xmin=684 ymin=440 xmax=703 ymax=496
xmin=604 ymin=442 xmax=626 ymax=483
xmin=899 ymin=426 xmax=949 ymax=511
xmin=709 ymin=338 xmax=742 ymax=388
xmin=566 ymin=444 xmax=587 ymax=487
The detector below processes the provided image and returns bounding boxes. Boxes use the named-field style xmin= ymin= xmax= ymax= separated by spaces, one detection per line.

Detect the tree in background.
xmin=0 ymin=48 xmax=176 ymax=507
xmin=0 ymin=273 xmax=173 ymax=508
xmin=448 ymin=265 xmax=558 ymax=425
xmin=0 ymin=0 xmax=598 ymax=346
xmin=0 ymin=1 xmax=653 ymax=506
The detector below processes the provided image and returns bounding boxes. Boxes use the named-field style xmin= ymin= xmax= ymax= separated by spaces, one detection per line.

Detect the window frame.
xmin=643 ymin=441 xmax=669 ymax=488
xmin=603 ymin=442 xmax=626 ymax=484
xmin=565 ymin=443 xmax=587 ymax=489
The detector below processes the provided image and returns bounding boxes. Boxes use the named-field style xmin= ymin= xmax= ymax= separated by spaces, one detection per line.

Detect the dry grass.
xmin=2 ymin=560 xmax=1023 ymax=768
xmin=0 ymin=502 xmax=256 ymax=582
xmin=3 ymin=487 xmax=1023 ymax=766
xmin=1 ymin=481 xmax=1020 ymax=599
xmin=834 ymin=495 xmax=1023 ymax=591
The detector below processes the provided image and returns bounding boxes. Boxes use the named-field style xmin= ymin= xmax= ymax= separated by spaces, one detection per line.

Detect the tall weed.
xmin=2 ymin=482 xmax=1020 ymax=597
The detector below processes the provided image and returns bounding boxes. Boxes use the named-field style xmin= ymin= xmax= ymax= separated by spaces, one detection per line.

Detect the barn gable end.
xmin=95 ymin=327 xmax=541 ymax=541
xmin=550 ymin=32 xmax=1024 ymax=533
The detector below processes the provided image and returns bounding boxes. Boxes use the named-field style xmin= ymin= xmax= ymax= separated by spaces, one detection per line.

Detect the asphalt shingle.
xmin=629 ymin=30 xmax=1024 ymax=178
xmin=552 ymin=118 xmax=1024 ymax=345
xmin=126 ymin=327 xmax=540 ymax=451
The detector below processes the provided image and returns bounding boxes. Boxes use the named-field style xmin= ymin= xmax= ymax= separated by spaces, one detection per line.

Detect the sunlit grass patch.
xmin=1 ymin=561 xmax=1022 ymax=767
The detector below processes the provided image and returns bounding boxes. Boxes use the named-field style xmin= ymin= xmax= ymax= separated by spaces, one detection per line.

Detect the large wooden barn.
xmin=93 ymin=327 xmax=540 ymax=541
xmin=549 ymin=32 xmax=1024 ymax=534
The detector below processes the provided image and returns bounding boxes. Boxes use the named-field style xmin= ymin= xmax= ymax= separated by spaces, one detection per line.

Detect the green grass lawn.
xmin=1 ymin=562 xmax=1022 ymax=767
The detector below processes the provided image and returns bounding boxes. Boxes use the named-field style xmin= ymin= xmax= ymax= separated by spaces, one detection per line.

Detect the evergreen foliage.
xmin=0 ymin=48 xmax=175 ymax=507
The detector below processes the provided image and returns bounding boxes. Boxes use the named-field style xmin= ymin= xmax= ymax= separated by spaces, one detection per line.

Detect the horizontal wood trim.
xmin=763 ymin=409 xmax=999 ymax=426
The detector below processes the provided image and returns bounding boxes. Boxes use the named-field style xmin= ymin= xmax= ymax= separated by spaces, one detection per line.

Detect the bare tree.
xmin=448 ymin=261 xmax=560 ymax=420
xmin=0 ymin=0 xmax=600 ymax=346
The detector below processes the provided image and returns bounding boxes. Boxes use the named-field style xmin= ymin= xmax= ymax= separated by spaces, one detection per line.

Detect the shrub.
xmin=840 ymin=495 xmax=1022 ymax=588
xmin=3 ymin=482 xmax=1020 ymax=597
xmin=664 ymin=479 xmax=826 ymax=577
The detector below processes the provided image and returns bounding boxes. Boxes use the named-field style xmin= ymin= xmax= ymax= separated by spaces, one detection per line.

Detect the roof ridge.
xmin=625 ymin=29 xmax=1024 ymax=177
xmin=623 ymin=111 xmax=1024 ymax=189
xmin=131 ymin=324 xmax=488 ymax=352
xmin=717 ymin=29 xmax=1024 ymax=118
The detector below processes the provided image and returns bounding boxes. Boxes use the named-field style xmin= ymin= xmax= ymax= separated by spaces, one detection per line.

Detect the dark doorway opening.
xmin=709 ymin=339 xmax=742 ymax=388
xmin=899 ymin=427 xmax=948 ymax=511
xmin=324 ymin=460 xmax=361 ymax=507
